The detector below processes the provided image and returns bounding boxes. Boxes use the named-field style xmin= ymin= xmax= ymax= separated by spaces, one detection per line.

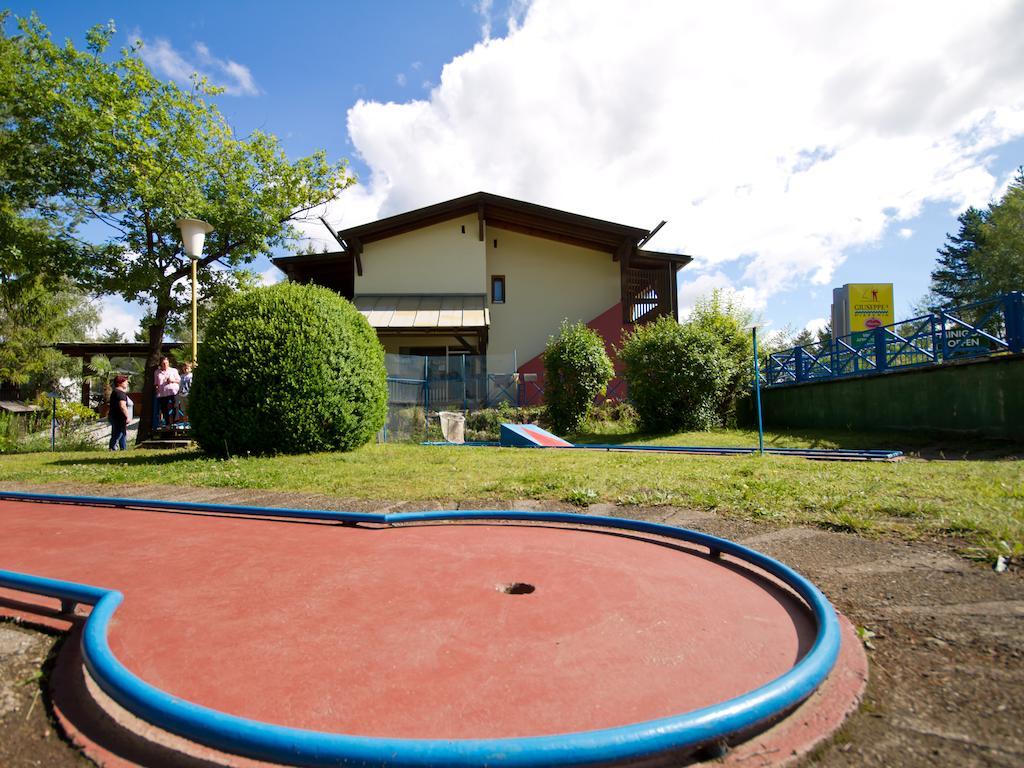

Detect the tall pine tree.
xmin=930 ymin=207 xmax=986 ymax=306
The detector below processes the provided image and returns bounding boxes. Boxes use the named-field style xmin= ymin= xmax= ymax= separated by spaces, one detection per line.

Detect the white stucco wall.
xmin=484 ymin=227 xmax=620 ymax=371
xmin=355 ymin=216 xmax=485 ymax=295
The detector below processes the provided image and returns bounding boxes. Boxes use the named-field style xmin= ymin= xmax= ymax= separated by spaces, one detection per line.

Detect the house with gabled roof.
xmin=273 ymin=192 xmax=691 ymax=403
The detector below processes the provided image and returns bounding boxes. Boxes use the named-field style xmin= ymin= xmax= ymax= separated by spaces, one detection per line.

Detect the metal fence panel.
xmin=765 ymin=291 xmax=1023 ymax=389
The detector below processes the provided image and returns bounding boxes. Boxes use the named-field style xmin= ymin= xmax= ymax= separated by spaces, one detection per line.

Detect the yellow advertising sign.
xmin=847 ymin=283 xmax=894 ymax=332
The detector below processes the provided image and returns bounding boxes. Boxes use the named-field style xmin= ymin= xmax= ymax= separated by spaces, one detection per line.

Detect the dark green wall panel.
xmin=745 ymin=355 xmax=1024 ymax=438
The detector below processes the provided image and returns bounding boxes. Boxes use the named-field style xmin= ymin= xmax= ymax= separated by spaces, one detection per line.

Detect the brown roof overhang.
xmin=271 ymin=250 xmax=350 ymax=272
xmin=633 ymin=249 xmax=694 ymax=268
xmin=53 ymin=342 xmax=185 ymax=358
xmin=336 ymin=192 xmax=649 ymax=254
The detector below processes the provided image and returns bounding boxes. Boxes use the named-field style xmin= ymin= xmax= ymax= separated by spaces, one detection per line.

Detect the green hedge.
xmin=542 ymin=321 xmax=614 ymax=434
xmin=619 ymin=316 xmax=729 ymax=432
xmin=190 ymin=283 xmax=387 ymax=455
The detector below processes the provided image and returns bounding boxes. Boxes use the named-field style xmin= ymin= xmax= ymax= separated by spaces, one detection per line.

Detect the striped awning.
xmin=354 ymin=295 xmax=490 ymax=330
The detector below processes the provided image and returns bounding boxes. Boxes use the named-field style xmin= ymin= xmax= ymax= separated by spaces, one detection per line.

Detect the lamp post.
xmin=175 ymin=218 xmax=214 ymax=364
xmin=746 ymin=324 xmax=765 ymax=456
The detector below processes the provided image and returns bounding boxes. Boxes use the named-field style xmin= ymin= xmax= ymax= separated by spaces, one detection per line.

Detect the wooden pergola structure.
xmin=53 ymin=342 xmax=186 ymax=407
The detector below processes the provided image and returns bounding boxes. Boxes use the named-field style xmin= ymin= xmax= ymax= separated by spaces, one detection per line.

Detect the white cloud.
xmin=293 ymin=184 xmax=391 ymax=252
xmin=898 ymin=228 xmax=914 ymax=239
xmin=805 ymin=317 xmax=829 ymax=335
xmin=474 ymin=0 xmax=495 ymax=40
xmin=475 ymin=0 xmax=531 ymax=40
xmin=396 ymin=72 xmax=407 ymax=87
xmin=97 ymin=298 xmax=144 ymax=339
xmin=133 ymin=32 xmax=260 ymax=96
xmin=318 ymin=0 xmax=1023 ymax=310
xmin=258 ymin=267 xmax=283 ymax=286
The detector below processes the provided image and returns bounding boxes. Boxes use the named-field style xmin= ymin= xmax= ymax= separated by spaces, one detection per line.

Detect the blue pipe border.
xmin=0 ymin=490 xmax=841 ymax=767
xmin=422 ymin=441 xmax=902 ymax=460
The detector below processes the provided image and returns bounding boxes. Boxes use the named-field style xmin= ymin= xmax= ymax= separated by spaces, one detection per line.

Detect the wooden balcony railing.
xmin=623 ymin=267 xmax=672 ymax=324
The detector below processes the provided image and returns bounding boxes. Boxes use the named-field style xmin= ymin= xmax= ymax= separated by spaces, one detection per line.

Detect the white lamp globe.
xmin=175 ymin=218 xmax=214 ymax=259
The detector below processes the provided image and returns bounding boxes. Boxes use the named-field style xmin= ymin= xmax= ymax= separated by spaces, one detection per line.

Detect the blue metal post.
xmin=461 ymin=354 xmax=467 ymax=411
xmin=873 ymin=327 xmax=888 ymax=371
xmin=423 ymin=356 xmax=429 ymax=435
xmin=752 ymin=327 xmax=764 ymax=456
xmin=939 ymin=310 xmax=950 ymax=360
xmin=1005 ymin=292 xmax=1024 ymax=354
xmin=794 ymin=346 xmax=805 ymax=382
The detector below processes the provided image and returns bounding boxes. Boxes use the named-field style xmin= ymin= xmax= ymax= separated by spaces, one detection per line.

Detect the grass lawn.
xmin=0 ymin=427 xmax=1021 ymax=562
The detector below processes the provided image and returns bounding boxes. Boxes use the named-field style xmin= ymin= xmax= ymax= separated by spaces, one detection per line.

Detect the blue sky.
xmin=8 ymin=1 xmax=1024 ymax=339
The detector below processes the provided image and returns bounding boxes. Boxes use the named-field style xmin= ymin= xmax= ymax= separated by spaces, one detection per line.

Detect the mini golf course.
xmin=0 ymin=490 xmax=867 ymax=767
xmin=427 ymin=423 xmax=904 ymax=461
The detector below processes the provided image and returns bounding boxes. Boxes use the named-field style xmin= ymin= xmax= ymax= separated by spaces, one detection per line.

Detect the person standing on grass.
xmin=177 ymin=362 xmax=193 ymax=423
xmin=154 ymin=356 xmax=180 ymax=427
xmin=108 ymin=375 xmax=131 ymax=451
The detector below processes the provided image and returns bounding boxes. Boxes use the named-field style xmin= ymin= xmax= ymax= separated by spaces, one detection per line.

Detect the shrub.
xmin=542 ymin=321 xmax=614 ymax=434
xmin=464 ymin=404 xmax=547 ymax=441
xmin=29 ymin=394 xmax=98 ymax=430
xmin=190 ymin=283 xmax=387 ymax=455
xmin=619 ymin=315 xmax=730 ymax=432
xmin=584 ymin=399 xmax=638 ymax=434
xmin=687 ymin=290 xmax=755 ymax=425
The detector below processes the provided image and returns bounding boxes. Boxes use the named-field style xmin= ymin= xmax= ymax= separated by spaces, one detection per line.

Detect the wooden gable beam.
xmin=487 ymin=208 xmax=625 ymax=251
xmin=477 ymin=202 xmax=485 ymax=241
xmin=614 ymin=239 xmax=633 ymax=267
xmin=320 ymin=216 xmax=363 ymax=276
xmin=347 ymin=236 xmax=363 ymax=276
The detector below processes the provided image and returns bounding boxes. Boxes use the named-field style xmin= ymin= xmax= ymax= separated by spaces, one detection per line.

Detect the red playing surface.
xmin=0 ymin=500 xmax=814 ymax=739
xmin=520 ymin=425 xmax=573 ymax=447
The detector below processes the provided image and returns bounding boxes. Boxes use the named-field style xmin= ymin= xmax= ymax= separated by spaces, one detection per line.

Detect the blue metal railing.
xmin=765 ymin=291 xmax=1023 ymax=387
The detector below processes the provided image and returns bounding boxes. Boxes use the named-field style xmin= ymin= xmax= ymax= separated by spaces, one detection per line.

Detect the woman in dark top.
xmin=108 ymin=374 xmax=131 ymax=451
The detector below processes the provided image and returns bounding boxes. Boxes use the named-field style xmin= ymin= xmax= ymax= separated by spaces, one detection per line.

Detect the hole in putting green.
xmin=497 ymin=582 xmax=535 ymax=595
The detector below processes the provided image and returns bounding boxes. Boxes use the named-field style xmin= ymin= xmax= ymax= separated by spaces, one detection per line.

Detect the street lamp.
xmin=175 ymin=218 xmax=214 ymax=364
xmin=745 ymin=323 xmax=765 ymax=456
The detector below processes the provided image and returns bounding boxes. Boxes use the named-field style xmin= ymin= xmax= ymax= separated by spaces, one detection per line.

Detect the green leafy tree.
xmin=542 ymin=321 xmax=614 ymax=434
xmin=1 ymin=15 xmax=354 ymax=440
xmin=976 ymin=170 xmax=1024 ymax=296
xmin=686 ymin=289 xmax=756 ymax=425
xmin=135 ymin=269 xmax=262 ymax=346
xmin=0 ymin=13 xmax=108 ymax=285
xmin=0 ymin=276 xmax=98 ymax=392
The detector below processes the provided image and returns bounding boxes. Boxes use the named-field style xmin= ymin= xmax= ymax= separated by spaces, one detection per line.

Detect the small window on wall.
xmin=491 ymin=275 xmax=506 ymax=304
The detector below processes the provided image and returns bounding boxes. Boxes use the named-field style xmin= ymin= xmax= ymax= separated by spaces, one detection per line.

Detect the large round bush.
xmin=619 ymin=316 xmax=729 ymax=432
xmin=190 ymin=283 xmax=387 ymax=455
xmin=542 ymin=320 xmax=614 ymax=434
